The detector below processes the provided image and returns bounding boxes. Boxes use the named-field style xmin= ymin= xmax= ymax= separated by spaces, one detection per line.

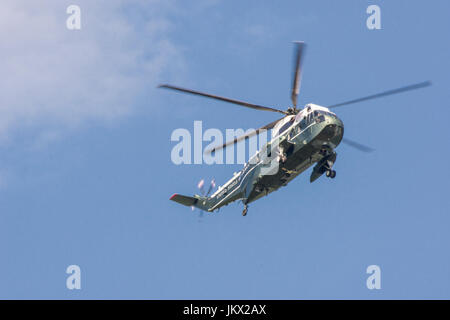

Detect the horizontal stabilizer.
xmin=170 ymin=194 xmax=199 ymax=206
xmin=169 ymin=193 xmax=210 ymax=211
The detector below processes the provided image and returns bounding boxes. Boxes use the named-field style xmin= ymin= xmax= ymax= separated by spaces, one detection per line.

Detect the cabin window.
xmin=299 ymin=117 xmax=307 ymax=130
xmin=278 ymin=120 xmax=293 ymax=135
xmin=289 ymin=130 xmax=295 ymax=139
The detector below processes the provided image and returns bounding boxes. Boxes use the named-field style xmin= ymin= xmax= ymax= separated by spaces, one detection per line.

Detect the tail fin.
xmin=170 ymin=194 xmax=211 ymax=211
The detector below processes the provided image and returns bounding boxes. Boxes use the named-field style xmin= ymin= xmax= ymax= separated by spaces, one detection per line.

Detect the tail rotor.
xmin=193 ymin=178 xmax=216 ymax=218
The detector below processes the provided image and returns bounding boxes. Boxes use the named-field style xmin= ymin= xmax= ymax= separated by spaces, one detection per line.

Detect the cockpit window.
xmin=313 ymin=110 xmax=336 ymax=120
xmin=314 ymin=110 xmax=325 ymax=123
xmin=296 ymin=110 xmax=337 ymax=132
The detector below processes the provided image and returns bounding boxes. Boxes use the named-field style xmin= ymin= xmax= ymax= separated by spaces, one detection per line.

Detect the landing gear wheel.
xmin=330 ymin=170 xmax=336 ymax=179
xmin=242 ymin=205 xmax=248 ymax=216
xmin=326 ymin=169 xmax=336 ymax=178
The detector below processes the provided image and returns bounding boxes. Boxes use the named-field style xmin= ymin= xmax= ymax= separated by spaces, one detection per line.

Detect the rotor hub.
xmin=286 ymin=107 xmax=299 ymax=115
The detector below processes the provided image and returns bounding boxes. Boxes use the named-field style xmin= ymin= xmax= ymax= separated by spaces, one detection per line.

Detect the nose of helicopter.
xmin=321 ymin=115 xmax=344 ymax=147
xmin=334 ymin=115 xmax=344 ymax=130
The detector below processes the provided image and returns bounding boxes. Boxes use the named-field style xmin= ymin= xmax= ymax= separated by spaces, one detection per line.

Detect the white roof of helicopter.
xmin=271 ymin=104 xmax=334 ymax=137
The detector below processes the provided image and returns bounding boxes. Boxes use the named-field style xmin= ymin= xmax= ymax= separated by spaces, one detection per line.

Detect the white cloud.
xmin=0 ymin=0 xmax=185 ymax=143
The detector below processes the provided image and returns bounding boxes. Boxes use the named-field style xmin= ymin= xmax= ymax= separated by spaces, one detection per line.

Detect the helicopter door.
xmin=287 ymin=127 xmax=296 ymax=143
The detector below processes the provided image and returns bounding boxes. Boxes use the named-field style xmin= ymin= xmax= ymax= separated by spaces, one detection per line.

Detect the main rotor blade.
xmin=291 ymin=41 xmax=306 ymax=107
xmin=158 ymin=84 xmax=288 ymax=115
xmin=342 ymin=138 xmax=374 ymax=153
xmin=205 ymin=117 xmax=286 ymax=154
xmin=328 ymin=81 xmax=431 ymax=109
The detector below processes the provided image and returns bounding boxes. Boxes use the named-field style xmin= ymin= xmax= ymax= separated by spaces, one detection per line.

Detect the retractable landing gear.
xmin=326 ymin=169 xmax=336 ymax=179
xmin=242 ymin=205 xmax=248 ymax=216
xmin=310 ymin=151 xmax=337 ymax=183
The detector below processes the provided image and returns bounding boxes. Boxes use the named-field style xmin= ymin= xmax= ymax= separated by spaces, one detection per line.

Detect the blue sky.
xmin=1 ymin=0 xmax=450 ymax=299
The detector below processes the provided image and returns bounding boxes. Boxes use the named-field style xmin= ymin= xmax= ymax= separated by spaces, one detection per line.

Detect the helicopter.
xmin=159 ymin=41 xmax=431 ymax=216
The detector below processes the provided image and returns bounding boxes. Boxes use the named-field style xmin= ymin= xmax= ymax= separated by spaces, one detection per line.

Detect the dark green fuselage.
xmin=202 ymin=108 xmax=344 ymax=212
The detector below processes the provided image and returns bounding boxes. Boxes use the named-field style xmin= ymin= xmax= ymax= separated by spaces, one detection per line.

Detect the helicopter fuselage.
xmin=193 ymin=104 xmax=344 ymax=212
